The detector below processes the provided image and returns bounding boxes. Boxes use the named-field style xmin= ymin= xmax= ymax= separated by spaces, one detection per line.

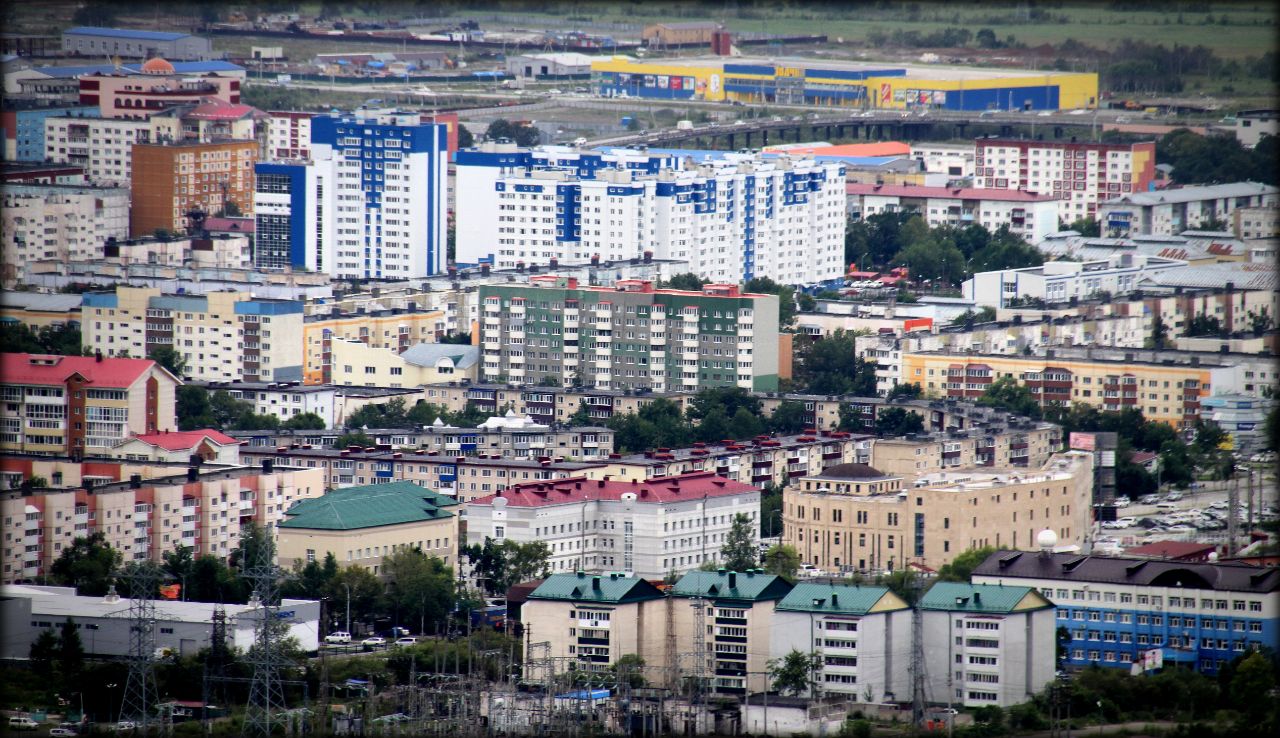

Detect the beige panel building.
xmin=783 ymin=452 xmax=1093 ymax=574
xmin=303 ymin=306 xmax=450 ymax=385
xmin=329 ymin=339 xmax=478 ymax=389
xmin=276 ymin=481 xmax=459 ymax=573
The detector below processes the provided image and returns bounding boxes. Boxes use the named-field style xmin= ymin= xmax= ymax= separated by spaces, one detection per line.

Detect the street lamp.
xmin=343 ymin=582 xmax=351 ymax=635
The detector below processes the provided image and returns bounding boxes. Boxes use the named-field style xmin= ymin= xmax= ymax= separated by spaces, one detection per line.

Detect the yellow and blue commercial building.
xmin=592 ymin=56 xmax=1097 ymax=111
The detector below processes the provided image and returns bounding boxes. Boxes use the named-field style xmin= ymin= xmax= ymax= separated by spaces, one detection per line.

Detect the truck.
xmin=676 ymin=120 xmax=694 ymax=130
xmin=470 ymin=605 xmax=506 ymax=630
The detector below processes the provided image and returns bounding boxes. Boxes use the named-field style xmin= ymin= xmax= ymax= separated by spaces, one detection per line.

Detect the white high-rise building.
xmin=252 ymin=109 xmax=448 ymax=278
xmin=455 ymin=143 xmax=847 ymax=284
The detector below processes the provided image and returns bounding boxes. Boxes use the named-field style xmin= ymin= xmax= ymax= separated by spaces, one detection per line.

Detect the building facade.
xmin=264 ymin=110 xmax=314 ymax=161
xmin=129 ymin=139 xmax=258 ymax=237
xmin=972 ymin=550 xmax=1280 ymax=676
xmin=328 ymin=340 xmax=478 ymax=388
xmin=0 ymin=102 xmax=99 ymax=161
xmin=1099 ymin=183 xmax=1278 ymax=238
xmin=0 ymin=353 xmax=179 ymax=457
xmin=109 ymin=429 xmax=242 ymax=465
xmin=0 ymin=184 xmax=129 ymax=285
xmin=465 ymin=472 xmax=760 ymax=577
xmin=478 ymin=277 xmax=781 ymax=392
xmin=455 ymin=143 xmax=847 ymax=284
xmin=79 ymin=64 xmax=241 ymax=120
xmin=44 ymin=114 xmax=181 ymax=186
xmin=974 ymin=139 xmax=1157 ymax=222
xmin=846 ymin=183 xmax=1060 ymax=243
xmin=782 ymin=453 xmax=1094 ymax=573
xmin=963 ymin=254 xmax=1189 ymax=308
xmin=82 ymin=286 xmax=304 ymax=383
xmin=62 ymin=27 xmax=217 ymax=60
xmin=252 ymin=110 xmax=448 ymax=278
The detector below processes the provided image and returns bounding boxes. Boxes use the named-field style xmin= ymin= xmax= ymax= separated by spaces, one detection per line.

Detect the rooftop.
xmin=279 ymin=480 xmax=456 ymax=531
xmin=239 ymin=445 xmax=607 ymax=470
xmin=0 ymin=292 xmax=83 ymax=314
xmin=775 ymin=583 xmax=908 ymax=614
xmin=3 ymin=583 xmax=314 ymax=623
xmin=847 ymin=182 xmax=1055 ymax=202
xmin=1122 ymin=541 xmax=1219 ymax=560
xmin=670 ymin=569 xmax=793 ymax=602
xmin=809 ymin=462 xmax=895 ymax=481
xmin=0 ymin=352 xmax=165 ymax=389
xmin=470 ymin=471 xmax=758 ymax=508
xmin=1104 ymin=182 xmax=1277 ymax=206
xmin=31 ymin=61 xmax=243 ymax=79
xmin=973 ymin=550 xmax=1280 ymax=594
xmin=126 ymin=429 xmax=240 ymax=451
xmin=64 ymin=26 xmax=193 ymax=42
xmin=919 ymin=582 xmax=1051 ymax=613
xmin=527 ymin=572 xmax=665 ymax=604
xmin=399 ymin=342 xmax=480 ymax=370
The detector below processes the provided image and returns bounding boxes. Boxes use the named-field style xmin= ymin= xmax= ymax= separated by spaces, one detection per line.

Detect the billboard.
xmin=1130 ymin=648 xmax=1164 ymax=675
xmin=1069 ymin=432 xmax=1096 ymax=451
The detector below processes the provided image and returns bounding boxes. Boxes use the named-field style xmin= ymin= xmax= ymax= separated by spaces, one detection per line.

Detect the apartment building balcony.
xmin=238 ymin=499 xmax=255 ymax=511
xmin=649 ymin=348 xmax=666 ymax=359
xmin=509 ymin=354 xmax=525 ymax=365
xmin=508 ymin=367 xmax=526 ymax=380
xmin=681 ymin=336 xmax=699 ymax=349
xmin=593 ymin=358 xmax=612 ymax=370
xmin=22 ymin=547 xmax=40 ymax=562
xmin=737 ymin=326 xmax=753 ymax=337
xmin=509 ymin=304 xmax=526 ymax=317
xmin=73 ymin=512 xmax=89 ymax=525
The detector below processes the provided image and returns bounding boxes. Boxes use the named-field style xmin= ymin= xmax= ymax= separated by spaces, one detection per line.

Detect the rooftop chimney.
xmin=262 ymin=459 xmax=274 ymax=474
xmin=129 ymin=474 xmax=142 ymax=489
xmin=727 ymin=571 xmax=737 ymax=589
xmin=186 ymin=467 xmax=199 ymax=482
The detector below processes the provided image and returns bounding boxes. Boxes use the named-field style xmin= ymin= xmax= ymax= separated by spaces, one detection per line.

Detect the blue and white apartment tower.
xmin=253 ymin=109 xmax=448 ymax=279
xmin=454 ymin=141 xmax=847 ymax=284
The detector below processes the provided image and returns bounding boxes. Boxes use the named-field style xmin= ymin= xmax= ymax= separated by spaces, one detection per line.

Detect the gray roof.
xmin=972 ymin=550 xmax=1280 ymax=594
xmin=812 ymin=463 xmax=893 ymax=480
xmin=3 ymin=583 xmax=313 ymax=624
xmin=1103 ymin=182 xmax=1276 ymax=206
xmin=0 ymin=292 xmax=83 ymax=313
xmin=1141 ymin=262 xmax=1278 ymax=291
xmin=400 ymin=343 xmax=479 ymax=369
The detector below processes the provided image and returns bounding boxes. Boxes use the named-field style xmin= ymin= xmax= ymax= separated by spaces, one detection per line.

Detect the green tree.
xmin=176 ymin=385 xmax=216 ymax=430
xmin=0 ymin=322 xmax=84 ymax=355
xmin=1247 ymin=308 xmax=1273 ymax=337
xmin=874 ymin=407 xmax=924 ymax=437
xmin=439 ymin=331 xmax=472 ymax=345
xmin=457 ymin=123 xmax=474 ymax=148
xmin=978 ymin=375 xmax=1043 ymax=419
xmin=760 ymin=484 xmax=783 ymax=537
xmin=30 ymin=628 xmax=61 ymax=681
xmin=72 ymin=1 xmax=117 ymax=26
xmin=380 ymin=548 xmax=456 ymax=635
xmin=793 ymin=330 xmax=878 ymax=396
xmin=936 ymin=546 xmax=997 ymax=582
xmin=186 ymin=553 xmax=244 ymax=603
xmin=326 ymin=565 xmax=384 ymax=630
xmin=663 ymin=273 xmax=706 ymax=291
xmin=951 ymin=306 xmax=998 ymax=328
xmin=1067 ymin=216 xmax=1101 ymax=236
xmin=485 ymin=119 xmax=540 ymax=146
xmin=234 ymin=412 xmax=282 ymax=431
xmin=210 ymin=389 xmax=255 ymax=428
xmin=282 ymin=412 xmax=327 ymax=430
xmin=1148 ymin=314 xmax=1170 ymax=349
xmin=228 ymin=522 xmax=271 ymax=574
xmin=611 ymin=654 xmax=648 ymax=688
xmin=762 ymin=544 xmax=801 ymax=580
xmin=162 ymin=544 xmax=195 ymax=593
xmin=768 ymin=649 xmax=822 ymax=696
xmin=464 ymin=539 xmax=552 ymax=595
xmin=886 ymin=382 xmax=922 ymax=401
xmin=768 ymin=401 xmax=809 ymax=434
xmin=334 ymin=431 xmax=376 ymax=449
xmin=148 ymin=346 xmax=190 ymax=376
xmin=59 ymin=617 xmax=85 ymax=680
xmin=837 ymin=402 xmax=870 ymax=432
xmin=875 ymin=568 xmax=920 ymax=604
xmin=719 ymin=513 xmax=757 ymax=571
xmin=565 ymin=401 xmax=593 ymax=426
xmin=1185 ymin=313 xmax=1224 ymax=337
xmin=1229 ymin=652 xmax=1276 ymax=730
xmin=50 ymin=532 xmax=120 ymax=596
xmin=743 ymin=276 xmax=797 ymax=327
xmin=1264 ymin=405 xmax=1280 ymax=452
xmin=216 ymin=201 xmax=242 ymax=217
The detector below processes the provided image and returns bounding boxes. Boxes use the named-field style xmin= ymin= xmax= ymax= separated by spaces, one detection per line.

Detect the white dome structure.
xmin=1036 ymin=529 xmax=1059 ymax=551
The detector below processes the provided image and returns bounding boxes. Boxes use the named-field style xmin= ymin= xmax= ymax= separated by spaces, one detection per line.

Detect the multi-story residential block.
xmin=1099 ymin=183 xmax=1278 ymax=238
xmin=910 ymin=142 xmax=976 ymax=178
xmin=972 ymin=550 xmax=1280 ymax=676
xmin=62 ymin=27 xmax=219 ymax=61
xmin=0 ymin=183 xmax=129 ymax=285
xmin=782 ymin=452 xmax=1094 ymax=573
xmin=0 ymin=293 xmax=82 ymax=330
xmin=276 ymin=480 xmax=459 ymax=573
xmin=303 ymin=305 xmax=450 ymax=384
xmin=0 ymin=353 xmax=179 ymax=457
xmin=521 ymin=572 xmax=670 ymax=678
xmin=466 ymin=472 xmax=760 ymax=577
xmin=252 ymin=110 xmax=448 ymax=278
xmin=229 ymin=413 xmax=614 ymax=458
xmin=963 ymin=253 xmax=1188 ymax=308
xmin=78 ymin=61 xmax=240 ymax=119
xmin=43 ymin=114 xmax=181 ymax=185
xmin=129 ymin=139 xmax=258 ymax=237
xmin=478 ymin=277 xmax=781 ymax=392
xmin=771 ymin=583 xmax=912 ymax=702
xmin=329 ymin=340 xmax=479 ymax=388
xmin=901 ymin=347 xmax=1275 ymax=428
xmin=846 ymin=183 xmax=1060 ymax=243
xmin=420 ymin=381 xmax=697 ymax=426
xmin=238 ymin=445 xmax=607 ymax=501
xmin=668 ymin=569 xmax=793 ymax=695
xmin=0 ymin=461 xmax=323 ymax=582
xmin=920 ymin=582 xmax=1056 ymax=708
xmin=265 ymin=110 xmax=314 ymax=161
xmin=303 ymin=285 xmax=477 ymax=347
xmin=109 ymin=429 xmax=242 ymax=465
xmin=82 ymin=286 xmax=304 ymax=383
xmin=974 ymin=139 xmax=1156 ymax=221
xmin=0 ymin=101 xmax=99 ymax=161
xmin=1 ymin=162 xmax=88 ymax=185
xmin=197 ymin=382 xmax=418 ymax=429
xmin=1233 ymin=205 xmax=1278 ymax=240
xmin=456 ymin=143 xmax=847 ymax=284
xmin=101 ymin=233 xmax=251 ymax=270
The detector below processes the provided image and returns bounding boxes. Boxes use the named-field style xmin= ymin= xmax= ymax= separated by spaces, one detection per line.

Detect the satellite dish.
xmin=1037 ymin=529 xmax=1058 ymax=550
xmin=493 ymin=497 xmax=508 ymax=508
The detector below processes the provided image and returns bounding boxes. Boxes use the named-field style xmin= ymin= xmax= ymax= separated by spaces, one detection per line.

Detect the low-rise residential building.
xmin=108 ymin=429 xmax=241 ymax=464
xmin=0 ymin=461 xmax=323 ymax=582
xmin=901 ymin=347 xmax=1275 ymax=428
xmin=329 ymin=340 xmax=479 ymax=388
xmin=276 ymin=480 xmax=459 ymax=573
xmin=478 ymin=277 xmax=781 ymax=392
xmin=1233 ymin=205 xmax=1278 ymax=240
xmin=1099 ymin=183 xmax=1278 ymax=238
xmin=972 ymin=550 xmax=1280 ymax=676
xmin=846 ymin=183 xmax=1060 ymax=243
xmin=82 ymin=286 xmax=304 ymax=383
xmin=303 ymin=305 xmax=451 ymax=385
xmin=421 ymin=381 xmax=696 ymax=426
xmin=466 ymin=472 xmax=760 ymax=577
xmin=783 ymin=452 xmax=1093 ymax=573
xmin=963 ymin=254 xmax=1188 ymax=308
xmin=521 ymin=572 xmax=669 ymax=678
xmin=0 ymin=293 xmax=83 ymax=330
xmin=21 ymin=261 xmax=333 ymax=301
xmin=0 ymin=353 xmax=179 ymax=457
xmin=920 ymin=582 xmax=1057 ymax=708
xmin=1 ymin=184 xmax=129 ymax=285
xmin=669 ymin=569 xmax=793 ymax=695
xmin=771 ymin=583 xmax=912 ymax=701
xmin=0 ymin=584 xmax=319 ymax=658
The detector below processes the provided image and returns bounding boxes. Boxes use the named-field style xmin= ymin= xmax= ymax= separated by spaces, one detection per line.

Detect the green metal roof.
xmin=527 ymin=573 xmax=665 ymax=604
xmin=670 ymin=570 xmax=793 ymax=603
xmin=919 ymin=582 xmax=1051 ymax=614
xmin=278 ymin=481 xmax=457 ymax=531
xmin=775 ymin=583 xmax=908 ymax=614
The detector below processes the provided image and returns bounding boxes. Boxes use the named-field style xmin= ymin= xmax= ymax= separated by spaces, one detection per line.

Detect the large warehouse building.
xmin=592 ymin=56 xmax=1097 ymax=110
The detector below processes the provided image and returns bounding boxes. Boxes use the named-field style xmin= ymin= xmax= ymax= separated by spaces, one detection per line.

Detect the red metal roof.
xmin=132 ymin=429 xmax=240 ymax=450
xmin=471 ymin=471 xmax=756 ymax=508
xmin=846 ymin=183 xmax=1054 ymax=202
xmin=183 ymin=99 xmax=266 ymax=121
xmin=202 ymin=216 xmax=254 ymax=233
xmin=1124 ymin=541 xmax=1217 ymax=561
xmin=0 ymin=353 xmax=159 ymax=388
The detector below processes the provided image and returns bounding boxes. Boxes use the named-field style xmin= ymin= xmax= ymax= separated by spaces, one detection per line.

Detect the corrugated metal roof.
xmin=279 ymin=481 xmax=456 ymax=530
xmin=920 ymin=582 xmax=1049 ymax=613
xmin=776 ymin=583 xmax=907 ymax=614
xmin=670 ymin=570 xmax=792 ymax=602
xmin=527 ymin=572 xmax=664 ymax=603
xmin=399 ymin=343 xmax=479 ymax=369
xmin=0 ymin=292 xmax=83 ymax=312
xmin=1105 ymin=182 xmax=1277 ymax=206
xmin=972 ymin=550 xmax=1280 ymax=594
xmin=65 ymin=26 xmax=192 ymax=42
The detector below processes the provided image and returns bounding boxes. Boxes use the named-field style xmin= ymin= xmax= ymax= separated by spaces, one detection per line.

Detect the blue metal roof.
xmin=32 ymin=60 xmax=244 ymax=78
xmin=65 ymin=26 xmax=192 ymax=42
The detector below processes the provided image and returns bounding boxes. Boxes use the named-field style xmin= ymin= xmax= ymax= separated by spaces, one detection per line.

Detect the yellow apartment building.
xmin=302 ymin=308 xmax=449 ymax=385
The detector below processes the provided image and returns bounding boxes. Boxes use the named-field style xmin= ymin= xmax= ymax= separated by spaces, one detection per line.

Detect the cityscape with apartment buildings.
xmin=0 ymin=2 xmax=1276 ymax=736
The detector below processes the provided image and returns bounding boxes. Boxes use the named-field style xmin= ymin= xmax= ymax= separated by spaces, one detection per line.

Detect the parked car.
xmin=799 ymin=563 xmax=826 ymax=578
xmin=395 ymin=637 xmax=418 ymax=646
xmin=325 ymin=631 xmax=352 ymax=644
xmin=1165 ymin=492 xmax=1185 ymax=502
xmin=7 ymin=717 xmax=38 ymax=731
xmin=1115 ymin=517 xmax=1137 ymax=528
xmin=1114 ymin=497 xmax=1131 ymax=507
xmin=50 ymin=729 xmax=78 ymax=737
xmin=362 ymin=636 xmax=387 ymax=647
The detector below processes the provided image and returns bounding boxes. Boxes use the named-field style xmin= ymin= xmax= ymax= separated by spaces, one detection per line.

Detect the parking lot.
xmin=1096 ymin=473 xmax=1278 ymax=550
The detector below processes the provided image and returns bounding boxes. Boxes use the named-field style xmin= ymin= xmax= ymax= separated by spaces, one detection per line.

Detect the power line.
xmin=118 ymin=568 xmax=161 ymax=734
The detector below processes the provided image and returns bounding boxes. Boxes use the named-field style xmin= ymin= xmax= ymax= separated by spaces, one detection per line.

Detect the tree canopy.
xmin=1157 ymin=129 xmax=1276 ymax=186
xmin=485 ymin=119 xmax=540 ymax=147
xmin=0 ymin=322 xmax=83 ymax=356
xmin=720 ymin=513 xmax=758 ymax=571
xmin=792 ymin=330 xmax=878 ymax=396
xmin=50 ymin=532 xmax=120 ymax=596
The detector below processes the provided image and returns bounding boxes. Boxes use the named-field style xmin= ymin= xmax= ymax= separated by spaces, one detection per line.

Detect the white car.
xmin=1115 ymin=517 xmax=1137 ymax=528
xmin=1114 ymin=497 xmax=1130 ymax=507
xmin=395 ymin=637 xmax=418 ymax=646
xmin=50 ymin=730 xmax=78 ymax=737
xmin=362 ymin=636 xmax=387 ymax=647
xmin=799 ymin=563 xmax=825 ymax=578
xmin=325 ymin=631 xmax=352 ymax=644
xmin=1037 ymin=110 xmax=1052 ymax=116
xmin=1068 ymin=108 xmax=1089 ymax=115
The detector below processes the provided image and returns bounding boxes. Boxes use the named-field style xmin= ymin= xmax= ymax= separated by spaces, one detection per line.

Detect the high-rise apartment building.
xmin=455 ymin=143 xmax=847 ymax=284
xmin=44 ymin=115 xmax=181 ymax=185
xmin=974 ymin=139 xmax=1156 ymax=221
xmin=129 ymin=139 xmax=258 ymax=237
xmin=252 ymin=110 xmax=448 ymax=278
xmin=82 ymin=286 xmax=304 ymax=383
xmin=478 ymin=276 xmax=781 ymax=392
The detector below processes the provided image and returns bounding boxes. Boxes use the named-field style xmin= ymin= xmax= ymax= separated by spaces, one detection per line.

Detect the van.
xmin=676 ymin=120 xmax=694 ymax=130
xmin=8 ymin=717 xmax=38 ymax=731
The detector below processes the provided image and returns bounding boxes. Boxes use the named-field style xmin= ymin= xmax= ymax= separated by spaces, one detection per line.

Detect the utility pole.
xmin=118 ymin=568 xmax=160 ymax=734
xmin=909 ymin=572 xmax=928 ymax=734
xmin=242 ymin=533 xmax=288 ymax=737
xmin=1227 ymin=471 xmax=1240 ymax=556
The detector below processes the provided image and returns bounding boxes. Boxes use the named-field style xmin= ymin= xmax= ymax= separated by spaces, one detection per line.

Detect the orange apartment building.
xmin=129 ymin=139 xmax=257 ymax=237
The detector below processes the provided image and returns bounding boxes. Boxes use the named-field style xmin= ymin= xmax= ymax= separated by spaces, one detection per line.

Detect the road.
xmin=1026 ymin=721 xmax=1176 ymax=737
